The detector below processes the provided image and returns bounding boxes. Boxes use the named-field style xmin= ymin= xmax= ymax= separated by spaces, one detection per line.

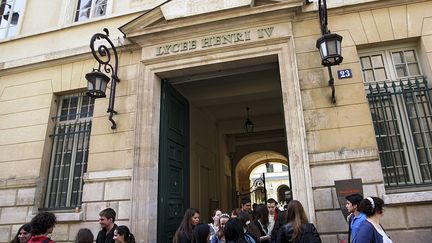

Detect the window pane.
xmin=375 ymin=68 xmax=387 ymax=81
xmin=392 ymin=52 xmax=404 ymax=64
xmin=404 ymin=50 xmax=417 ymax=63
xmin=371 ymin=55 xmax=384 ymax=68
xmin=408 ymin=63 xmax=420 ymax=76
xmin=0 ymin=27 xmax=7 ymax=39
xmin=75 ymin=0 xmax=92 ymax=22
xmin=395 ymin=64 xmax=407 ymax=77
xmin=364 ymin=70 xmax=375 ymax=82
xmin=0 ymin=0 xmax=23 ymax=39
xmin=93 ymin=0 xmax=107 ymax=17
xmin=361 ymin=57 xmax=371 ymax=69
xmin=6 ymin=24 xmax=16 ymax=37
xmin=68 ymin=97 xmax=79 ymax=120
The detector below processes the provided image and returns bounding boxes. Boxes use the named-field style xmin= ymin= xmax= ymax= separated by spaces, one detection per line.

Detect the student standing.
xmin=28 ymin=212 xmax=57 ymax=243
xmin=173 ymin=208 xmax=200 ymax=243
xmin=96 ymin=208 xmax=118 ymax=243
xmin=345 ymin=194 xmax=366 ymax=243
xmin=276 ymin=200 xmax=321 ymax=243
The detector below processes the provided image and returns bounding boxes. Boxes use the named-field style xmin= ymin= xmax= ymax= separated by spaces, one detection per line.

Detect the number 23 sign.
xmin=337 ymin=69 xmax=352 ymax=79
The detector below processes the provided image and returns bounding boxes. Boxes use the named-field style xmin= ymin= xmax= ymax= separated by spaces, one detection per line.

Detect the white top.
xmin=267 ymin=214 xmax=275 ymax=235
xmin=374 ymin=224 xmax=393 ymax=243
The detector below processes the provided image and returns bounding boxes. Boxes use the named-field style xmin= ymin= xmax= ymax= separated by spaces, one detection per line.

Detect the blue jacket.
xmin=353 ymin=220 xmax=383 ymax=243
xmin=350 ymin=213 xmax=367 ymax=241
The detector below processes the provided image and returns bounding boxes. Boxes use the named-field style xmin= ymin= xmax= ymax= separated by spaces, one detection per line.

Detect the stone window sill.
xmin=383 ymin=190 xmax=432 ymax=205
xmin=26 ymin=211 xmax=83 ymax=222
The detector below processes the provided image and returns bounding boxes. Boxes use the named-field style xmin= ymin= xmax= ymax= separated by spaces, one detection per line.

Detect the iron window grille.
xmin=45 ymin=93 xmax=94 ymax=209
xmin=366 ymin=77 xmax=432 ymax=188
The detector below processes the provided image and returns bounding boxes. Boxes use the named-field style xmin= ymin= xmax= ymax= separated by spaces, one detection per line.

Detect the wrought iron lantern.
xmin=244 ymin=106 xmax=254 ymax=133
xmin=86 ymin=70 xmax=110 ymax=98
xmin=316 ymin=0 xmax=343 ymax=103
xmin=316 ymin=33 xmax=343 ymax=66
xmin=85 ymin=28 xmax=120 ymax=129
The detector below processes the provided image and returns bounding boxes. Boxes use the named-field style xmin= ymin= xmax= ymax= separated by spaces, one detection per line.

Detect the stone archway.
xmin=235 ymin=150 xmax=288 ymax=197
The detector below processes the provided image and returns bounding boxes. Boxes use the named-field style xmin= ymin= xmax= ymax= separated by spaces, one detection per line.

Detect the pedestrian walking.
xmin=345 ymin=194 xmax=366 ymax=243
xmin=353 ymin=197 xmax=392 ymax=243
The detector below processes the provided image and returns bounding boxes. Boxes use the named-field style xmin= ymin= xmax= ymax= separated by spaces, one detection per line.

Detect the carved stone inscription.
xmin=156 ymin=27 xmax=274 ymax=56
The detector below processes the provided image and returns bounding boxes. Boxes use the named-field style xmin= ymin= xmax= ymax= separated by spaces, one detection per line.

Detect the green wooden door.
xmin=157 ymin=80 xmax=189 ymax=243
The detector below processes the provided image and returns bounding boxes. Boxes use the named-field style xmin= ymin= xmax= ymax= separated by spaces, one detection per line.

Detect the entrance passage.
xmin=157 ymin=56 xmax=290 ymax=241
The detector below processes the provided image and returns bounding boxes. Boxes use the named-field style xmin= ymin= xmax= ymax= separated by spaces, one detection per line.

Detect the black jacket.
xmin=276 ymin=223 xmax=321 ymax=243
xmin=96 ymin=224 xmax=118 ymax=243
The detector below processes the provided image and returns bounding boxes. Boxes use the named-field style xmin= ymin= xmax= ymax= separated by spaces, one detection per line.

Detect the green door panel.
xmin=157 ymin=80 xmax=189 ymax=243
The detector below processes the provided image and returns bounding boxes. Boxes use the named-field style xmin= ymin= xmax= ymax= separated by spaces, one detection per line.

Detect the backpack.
xmin=299 ymin=223 xmax=322 ymax=243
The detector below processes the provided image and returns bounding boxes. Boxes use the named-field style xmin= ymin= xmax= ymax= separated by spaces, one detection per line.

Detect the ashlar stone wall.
xmin=294 ymin=1 xmax=432 ymax=242
xmin=0 ymin=48 xmax=141 ymax=242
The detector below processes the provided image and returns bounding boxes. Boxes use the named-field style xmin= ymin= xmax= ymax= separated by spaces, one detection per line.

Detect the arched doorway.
xmin=236 ymin=151 xmax=291 ymax=205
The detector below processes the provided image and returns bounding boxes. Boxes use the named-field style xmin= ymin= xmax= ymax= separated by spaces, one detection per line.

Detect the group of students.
xmin=174 ymin=194 xmax=393 ymax=243
xmin=9 ymin=208 xmax=135 ymax=243
xmin=9 ymin=194 xmax=391 ymax=243
xmin=173 ymin=199 xmax=321 ymax=243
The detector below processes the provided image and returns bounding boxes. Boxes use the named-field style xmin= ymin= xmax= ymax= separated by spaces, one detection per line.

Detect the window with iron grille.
xmin=360 ymin=46 xmax=432 ymax=188
xmin=74 ymin=0 xmax=107 ymax=22
xmin=45 ymin=93 xmax=94 ymax=209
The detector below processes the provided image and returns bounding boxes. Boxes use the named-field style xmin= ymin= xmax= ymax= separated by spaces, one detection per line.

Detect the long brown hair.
xmin=173 ymin=208 xmax=200 ymax=243
xmin=285 ymin=200 xmax=308 ymax=241
xmin=254 ymin=204 xmax=269 ymax=227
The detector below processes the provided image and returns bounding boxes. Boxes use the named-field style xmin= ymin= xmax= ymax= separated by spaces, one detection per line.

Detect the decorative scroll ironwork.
xmin=318 ymin=0 xmax=336 ymax=103
xmin=237 ymin=172 xmax=267 ymax=203
xmin=89 ymin=28 xmax=119 ymax=129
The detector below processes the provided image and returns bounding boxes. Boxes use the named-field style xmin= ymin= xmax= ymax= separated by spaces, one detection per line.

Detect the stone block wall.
xmin=0 ymin=46 xmax=140 ymax=242
xmin=294 ymin=1 xmax=432 ymax=242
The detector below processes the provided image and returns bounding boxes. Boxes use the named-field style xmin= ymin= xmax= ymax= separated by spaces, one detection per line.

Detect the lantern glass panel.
xmin=337 ymin=39 xmax=341 ymax=55
xmin=320 ymin=42 xmax=327 ymax=58
xmin=87 ymin=79 xmax=95 ymax=91
xmin=327 ymin=39 xmax=337 ymax=56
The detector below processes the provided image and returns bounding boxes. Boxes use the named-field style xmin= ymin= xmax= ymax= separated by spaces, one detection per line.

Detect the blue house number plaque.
xmin=337 ymin=69 xmax=353 ymax=79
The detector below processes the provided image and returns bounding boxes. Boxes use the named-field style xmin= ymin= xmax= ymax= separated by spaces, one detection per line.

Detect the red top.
xmin=28 ymin=235 xmax=55 ymax=243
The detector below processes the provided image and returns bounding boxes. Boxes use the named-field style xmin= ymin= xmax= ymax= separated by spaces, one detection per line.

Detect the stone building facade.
xmin=1 ymin=0 xmax=432 ymax=242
